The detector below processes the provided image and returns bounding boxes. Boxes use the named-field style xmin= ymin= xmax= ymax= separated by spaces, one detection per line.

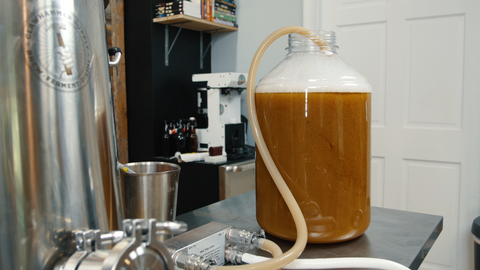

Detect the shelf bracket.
xmin=200 ymin=29 xmax=220 ymax=69
xmin=165 ymin=23 xmax=185 ymax=66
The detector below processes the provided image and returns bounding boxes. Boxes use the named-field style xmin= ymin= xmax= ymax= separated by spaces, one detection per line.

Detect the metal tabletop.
xmin=176 ymin=190 xmax=443 ymax=270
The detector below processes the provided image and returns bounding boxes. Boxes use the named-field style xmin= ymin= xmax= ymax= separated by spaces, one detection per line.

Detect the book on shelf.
xmin=214 ymin=18 xmax=237 ymax=27
xmin=155 ymin=2 xmax=182 ymax=8
xmin=215 ymin=6 xmax=235 ymax=15
xmin=206 ymin=0 xmax=212 ymax=21
xmin=155 ymin=0 xmax=238 ymax=26
xmin=155 ymin=0 xmax=201 ymax=18
xmin=214 ymin=1 xmax=235 ymax=11
xmin=156 ymin=11 xmax=202 ymax=19
xmin=156 ymin=9 xmax=187 ymax=15
xmin=156 ymin=6 xmax=183 ymax=12
xmin=214 ymin=11 xmax=236 ymax=23
xmin=165 ymin=4 xmax=184 ymax=9
xmin=165 ymin=0 xmax=194 ymax=4
xmin=209 ymin=0 xmax=237 ymax=23
xmin=155 ymin=0 xmax=202 ymax=6
xmin=215 ymin=0 xmax=235 ymax=8
xmin=156 ymin=13 xmax=178 ymax=18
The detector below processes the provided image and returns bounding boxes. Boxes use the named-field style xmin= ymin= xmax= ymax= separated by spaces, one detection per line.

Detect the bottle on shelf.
xmin=176 ymin=124 xmax=187 ymax=153
xmin=187 ymin=117 xmax=198 ymax=153
xmin=177 ymin=119 xmax=183 ymax=132
xmin=160 ymin=120 xmax=170 ymax=157
xmin=168 ymin=122 xmax=176 ymax=156
xmin=183 ymin=119 xmax=188 ymax=133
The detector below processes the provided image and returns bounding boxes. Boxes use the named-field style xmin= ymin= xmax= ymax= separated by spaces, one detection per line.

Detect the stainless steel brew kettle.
xmin=0 ymin=0 xmax=179 ymax=269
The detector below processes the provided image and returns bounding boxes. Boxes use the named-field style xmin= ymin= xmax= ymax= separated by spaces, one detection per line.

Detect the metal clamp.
xmin=60 ymin=219 xmax=186 ymax=270
xmin=75 ymin=229 xmax=101 ymax=252
xmin=123 ymin=219 xmax=188 ymax=238
xmin=100 ymin=219 xmax=175 ymax=269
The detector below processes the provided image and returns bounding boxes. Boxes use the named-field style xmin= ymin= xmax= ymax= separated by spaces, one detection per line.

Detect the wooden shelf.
xmin=153 ymin=14 xmax=237 ymax=32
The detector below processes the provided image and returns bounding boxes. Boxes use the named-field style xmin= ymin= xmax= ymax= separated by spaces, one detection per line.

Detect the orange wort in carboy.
xmin=255 ymin=30 xmax=372 ymax=244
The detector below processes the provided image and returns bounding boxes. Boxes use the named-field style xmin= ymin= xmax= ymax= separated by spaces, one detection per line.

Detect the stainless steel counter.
xmin=176 ymin=190 xmax=443 ymax=270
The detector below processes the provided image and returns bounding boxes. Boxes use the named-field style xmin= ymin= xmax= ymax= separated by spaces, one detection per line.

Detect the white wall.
xmin=211 ymin=0 xmax=304 ymax=146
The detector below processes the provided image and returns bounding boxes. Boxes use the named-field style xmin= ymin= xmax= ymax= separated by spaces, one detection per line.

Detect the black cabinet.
xmin=153 ymin=156 xmax=254 ymax=216
xmin=124 ymin=2 xmax=214 ymax=162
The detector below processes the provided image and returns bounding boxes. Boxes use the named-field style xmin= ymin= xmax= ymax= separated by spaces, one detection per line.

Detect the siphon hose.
xmin=257 ymin=239 xmax=283 ymax=258
xmin=212 ymin=26 xmax=409 ymax=270
xmin=241 ymin=254 xmax=411 ymax=270
xmin=211 ymin=25 xmax=326 ymax=270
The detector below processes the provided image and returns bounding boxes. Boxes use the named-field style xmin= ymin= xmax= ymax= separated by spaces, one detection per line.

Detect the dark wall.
xmin=124 ymin=1 xmax=211 ymax=162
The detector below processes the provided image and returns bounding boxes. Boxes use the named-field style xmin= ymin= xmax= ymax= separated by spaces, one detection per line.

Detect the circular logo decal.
xmin=238 ymin=74 xmax=246 ymax=85
xmin=24 ymin=7 xmax=92 ymax=92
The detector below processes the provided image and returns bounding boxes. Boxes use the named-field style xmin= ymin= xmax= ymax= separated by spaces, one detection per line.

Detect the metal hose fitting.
xmin=175 ymin=253 xmax=217 ymax=270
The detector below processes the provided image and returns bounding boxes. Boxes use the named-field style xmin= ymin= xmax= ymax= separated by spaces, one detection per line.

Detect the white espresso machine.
xmin=192 ymin=73 xmax=247 ymax=157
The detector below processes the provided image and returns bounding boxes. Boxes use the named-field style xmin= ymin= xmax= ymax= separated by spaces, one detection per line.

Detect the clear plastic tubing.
xmin=211 ymin=26 xmax=408 ymax=270
xmin=257 ymin=239 xmax=283 ymax=258
xmin=241 ymin=254 xmax=411 ymax=270
xmin=211 ymin=25 xmax=313 ymax=270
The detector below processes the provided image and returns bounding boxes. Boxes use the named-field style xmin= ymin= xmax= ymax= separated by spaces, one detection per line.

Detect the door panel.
xmin=312 ymin=0 xmax=480 ymax=269
xmin=404 ymin=15 xmax=464 ymax=130
xmin=371 ymin=156 xmax=386 ymax=207
xmin=404 ymin=159 xmax=460 ymax=267
xmin=338 ymin=22 xmax=387 ymax=128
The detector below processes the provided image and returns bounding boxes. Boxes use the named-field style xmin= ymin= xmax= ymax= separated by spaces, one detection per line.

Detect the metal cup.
xmin=119 ymin=162 xmax=181 ymax=240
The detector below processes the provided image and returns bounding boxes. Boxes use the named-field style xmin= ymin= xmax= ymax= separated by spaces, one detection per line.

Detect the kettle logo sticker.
xmin=24 ymin=7 xmax=92 ymax=92
xmin=238 ymin=74 xmax=245 ymax=85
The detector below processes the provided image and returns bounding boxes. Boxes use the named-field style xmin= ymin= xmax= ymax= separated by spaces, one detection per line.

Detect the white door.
xmin=304 ymin=0 xmax=480 ymax=269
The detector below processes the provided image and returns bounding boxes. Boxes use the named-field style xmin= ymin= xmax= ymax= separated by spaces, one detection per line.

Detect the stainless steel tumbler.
xmin=119 ymin=162 xmax=181 ymax=240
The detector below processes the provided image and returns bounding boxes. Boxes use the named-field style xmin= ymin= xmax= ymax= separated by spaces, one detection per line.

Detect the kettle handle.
xmin=108 ymin=47 xmax=122 ymax=67
xmin=245 ymin=26 xmax=328 ymax=270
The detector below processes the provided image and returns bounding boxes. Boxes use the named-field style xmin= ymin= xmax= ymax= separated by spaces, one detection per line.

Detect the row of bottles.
xmin=160 ymin=117 xmax=198 ymax=157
